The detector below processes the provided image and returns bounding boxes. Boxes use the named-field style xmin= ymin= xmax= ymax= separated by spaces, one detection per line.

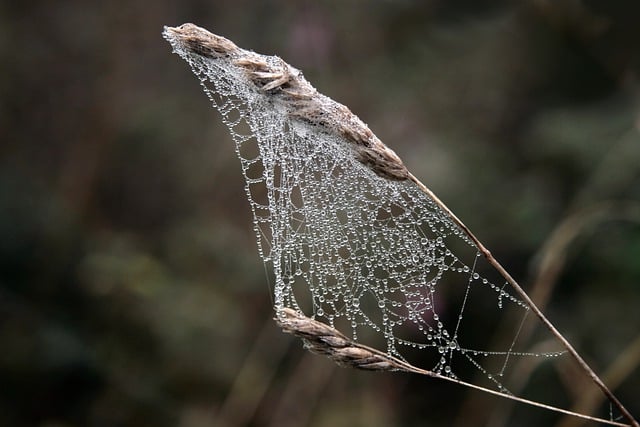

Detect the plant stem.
xmin=408 ymin=173 xmax=639 ymax=427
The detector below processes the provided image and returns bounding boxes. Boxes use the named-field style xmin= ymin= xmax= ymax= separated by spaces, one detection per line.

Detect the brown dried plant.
xmin=164 ymin=23 xmax=638 ymax=427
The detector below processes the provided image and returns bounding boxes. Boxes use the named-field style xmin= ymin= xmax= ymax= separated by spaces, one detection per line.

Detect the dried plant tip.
xmin=275 ymin=308 xmax=427 ymax=373
xmin=164 ymin=23 xmax=238 ymax=57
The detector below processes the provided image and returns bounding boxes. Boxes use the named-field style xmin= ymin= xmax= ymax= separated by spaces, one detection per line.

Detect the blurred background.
xmin=1 ymin=1 xmax=639 ymax=426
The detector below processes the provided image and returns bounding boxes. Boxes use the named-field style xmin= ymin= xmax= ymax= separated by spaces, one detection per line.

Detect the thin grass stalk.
xmin=409 ymin=175 xmax=639 ymax=427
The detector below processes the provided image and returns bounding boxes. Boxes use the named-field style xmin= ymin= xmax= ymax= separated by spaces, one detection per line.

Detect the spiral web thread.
xmin=164 ymin=26 xmax=568 ymax=395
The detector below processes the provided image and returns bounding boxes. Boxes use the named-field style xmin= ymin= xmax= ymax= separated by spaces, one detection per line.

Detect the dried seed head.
xmin=275 ymin=308 xmax=425 ymax=373
xmin=163 ymin=23 xmax=409 ymax=181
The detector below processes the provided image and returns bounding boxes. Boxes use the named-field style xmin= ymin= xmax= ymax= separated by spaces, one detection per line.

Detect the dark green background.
xmin=1 ymin=1 xmax=639 ymax=426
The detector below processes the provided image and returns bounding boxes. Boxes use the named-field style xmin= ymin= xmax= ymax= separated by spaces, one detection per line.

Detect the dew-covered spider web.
xmin=163 ymin=24 xmax=638 ymax=426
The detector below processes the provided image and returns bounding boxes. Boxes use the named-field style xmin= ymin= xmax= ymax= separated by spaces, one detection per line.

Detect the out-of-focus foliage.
xmin=0 ymin=1 xmax=638 ymax=426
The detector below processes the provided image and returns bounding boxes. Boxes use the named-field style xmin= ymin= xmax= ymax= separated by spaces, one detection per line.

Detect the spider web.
xmin=163 ymin=26 xmax=566 ymax=395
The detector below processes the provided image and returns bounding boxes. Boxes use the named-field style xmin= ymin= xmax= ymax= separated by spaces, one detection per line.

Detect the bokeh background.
xmin=1 ymin=1 xmax=639 ymax=426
